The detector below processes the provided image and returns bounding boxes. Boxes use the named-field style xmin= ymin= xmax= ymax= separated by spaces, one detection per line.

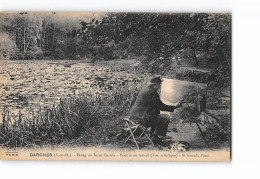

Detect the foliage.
xmin=0 ymin=12 xmax=230 ymax=70
xmin=78 ymin=13 xmax=230 ymax=71
xmin=53 ymin=48 xmax=65 ymax=59
xmin=25 ymin=50 xmax=36 ymax=59
xmin=0 ymin=33 xmax=18 ymax=59
xmin=0 ymin=12 xmax=103 ymax=60
xmin=0 ymin=85 xmax=141 ymax=148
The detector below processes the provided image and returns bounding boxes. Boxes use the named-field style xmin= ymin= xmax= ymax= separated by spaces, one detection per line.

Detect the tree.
xmin=0 ymin=33 xmax=18 ymax=59
xmin=0 ymin=12 xmax=230 ymax=64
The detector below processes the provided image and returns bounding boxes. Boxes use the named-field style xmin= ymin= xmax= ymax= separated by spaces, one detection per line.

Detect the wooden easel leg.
xmin=196 ymin=122 xmax=209 ymax=148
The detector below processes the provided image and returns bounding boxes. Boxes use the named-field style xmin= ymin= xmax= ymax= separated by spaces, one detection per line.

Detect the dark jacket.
xmin=130 ymin=84 xmax=175 ymax=124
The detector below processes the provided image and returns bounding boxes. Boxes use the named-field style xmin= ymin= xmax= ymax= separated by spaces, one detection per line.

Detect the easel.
xmin=195 ymin=120 xmax=209 ymax=148
xmin=179 ymin=85 xmax=210 ymax=148
xmin=187 ymin=85 xmax=221 ymax=148
xmin=195 ymin=90 xmax=210 ymax=148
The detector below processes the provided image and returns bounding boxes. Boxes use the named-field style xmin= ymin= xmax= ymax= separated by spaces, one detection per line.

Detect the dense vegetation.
xmin=0 ymin=12 xmax=230 ymax=69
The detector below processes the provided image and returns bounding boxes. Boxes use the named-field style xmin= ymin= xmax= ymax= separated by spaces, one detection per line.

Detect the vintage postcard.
xmin=0 ymin=12 xmax=231 ymax=161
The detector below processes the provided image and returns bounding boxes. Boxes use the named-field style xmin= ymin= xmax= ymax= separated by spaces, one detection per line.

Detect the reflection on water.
xmin=0 ymin=60 xmax=144 ymax=120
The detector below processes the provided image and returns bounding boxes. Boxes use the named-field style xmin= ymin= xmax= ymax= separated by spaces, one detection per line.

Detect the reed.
xmin=0 ymin=84 xmax=141 ymax=148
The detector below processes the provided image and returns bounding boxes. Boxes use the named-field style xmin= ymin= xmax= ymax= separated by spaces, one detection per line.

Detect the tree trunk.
xmin=192 ymin=50 xmax=199 ymax=66
xmin=42 ymin=21 xmax=48 ymax=50
xmin=23 ymin=27 xmax=26 ymax=53
xmin=25 ymin=37 xmax=32 ymax=52
xmin=216 ymin=47 xmax=224 ymax=66
xmin=52 ymin=24 xmax=55 ymax=51
xmin=174 ymin=53 xmax=179 ymax=67
xmin=14 ymin=29 xmax=16 ymax=45
xmin=75 ymin=37 xmax=78 ymax=55
xmin=39 ymin=37 xmax=42 ymax=50
xmin=46 ymin=34 xmax=48 ymax=51
xmin=65 ymin=32 xmax=67 ymax=48
xmin=25 ymin=28 xmax=32 ymax=52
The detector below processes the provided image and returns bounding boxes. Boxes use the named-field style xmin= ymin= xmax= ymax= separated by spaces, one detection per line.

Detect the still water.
xmin=0 ymin=60 xmax=144 ymax=119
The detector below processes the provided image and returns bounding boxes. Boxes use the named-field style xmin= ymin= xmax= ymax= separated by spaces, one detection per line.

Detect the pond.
xmin=0 ymin=60 xmax=145 ymax=120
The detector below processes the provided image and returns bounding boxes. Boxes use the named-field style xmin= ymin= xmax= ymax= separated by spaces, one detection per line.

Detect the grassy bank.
xmin=0 ymin=62 xmax=230 ymax=149
xmin=0 ymin=84 xmax=141 ymax=148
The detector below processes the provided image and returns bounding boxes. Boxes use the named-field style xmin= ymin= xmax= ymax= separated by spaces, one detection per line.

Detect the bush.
xmin=207 ymin=66 xmax=231 ymax=88
xmin=16 ymin=52 xmax=25 ymax=60
xmin=35 ymin=50 xmax=44 ymax=59
xmin=9 ymin=52 xmax=18 ymax=60
xmin=0 ymin=33 xmax=18 ymax=60
xmin=53 ymin=48 xmax=65 ymax=59
xmin=25 ymin=50 xmax=36 ymax=60
xmin=140 ymin=55 xmax=172 ymax=74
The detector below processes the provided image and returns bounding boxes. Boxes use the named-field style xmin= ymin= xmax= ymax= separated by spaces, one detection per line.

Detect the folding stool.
xmin=123 ymin=117 xmax=154 ymax=149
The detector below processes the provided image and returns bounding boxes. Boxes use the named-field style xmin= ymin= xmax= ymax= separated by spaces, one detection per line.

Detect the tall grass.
xmin=0 ymin=84 xmax=141 ymax=148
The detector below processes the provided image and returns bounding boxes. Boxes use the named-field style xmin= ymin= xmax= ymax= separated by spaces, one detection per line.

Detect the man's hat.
xmin=149 ymin=76 xmax=163 ymax=84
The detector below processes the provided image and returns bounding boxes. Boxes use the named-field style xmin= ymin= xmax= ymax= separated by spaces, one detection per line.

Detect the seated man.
xmin=130 ymin=76 xmax=182 ymax=143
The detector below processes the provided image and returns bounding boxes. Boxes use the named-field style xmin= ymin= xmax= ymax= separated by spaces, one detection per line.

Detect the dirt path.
xmin=167 ymin=122 xmax=208 ymax=149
